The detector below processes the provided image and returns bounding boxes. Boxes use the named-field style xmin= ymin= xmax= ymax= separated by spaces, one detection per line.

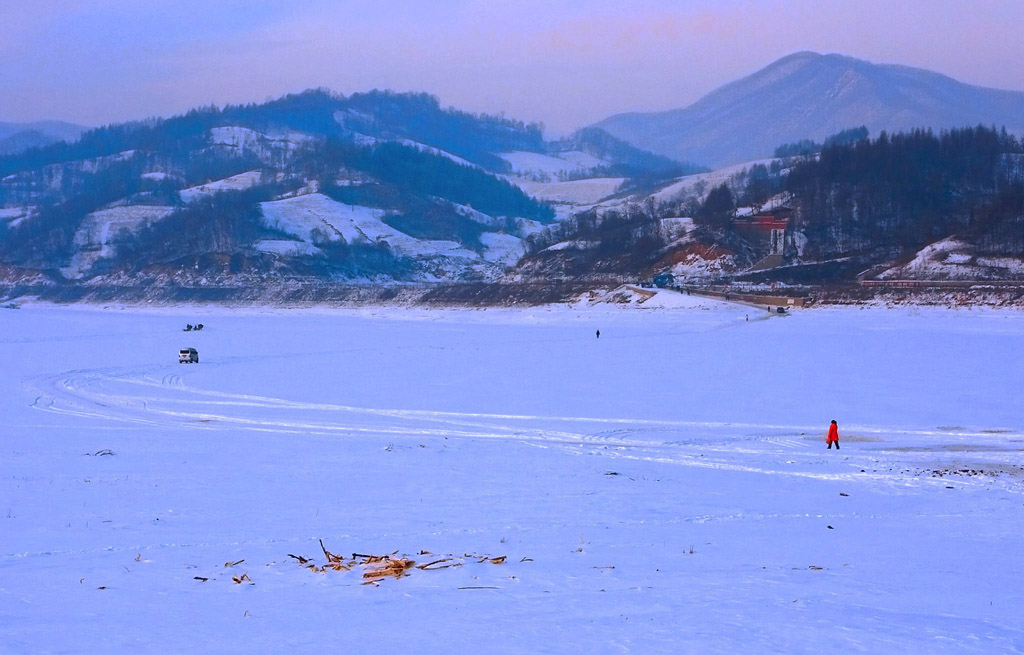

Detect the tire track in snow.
xmin=25 ymin=364 xmax=1023 ymax=486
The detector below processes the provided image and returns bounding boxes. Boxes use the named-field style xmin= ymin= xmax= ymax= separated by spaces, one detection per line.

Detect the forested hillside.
xmin=785 ymin=127 xmax=1024 ymax=259
xmin=0 ymin=88 xmax=698 ymax=290
xmin=518 ymin=126 xmax=1024 ymax=286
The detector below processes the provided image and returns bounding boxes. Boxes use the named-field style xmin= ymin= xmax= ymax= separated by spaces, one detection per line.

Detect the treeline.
xmin=339 ymin=90 xmax=546 ymax=171
xmin=785 ymin=125 xmax=1023 ymax=257
xmin=774 ymin=126 xmax=869 ymax=158
xmin=0 ymin=88 xmax=547 ymax=178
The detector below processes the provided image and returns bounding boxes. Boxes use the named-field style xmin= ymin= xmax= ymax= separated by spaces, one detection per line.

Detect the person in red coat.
xmin=826 ymin=420 xmax=840 ymax=450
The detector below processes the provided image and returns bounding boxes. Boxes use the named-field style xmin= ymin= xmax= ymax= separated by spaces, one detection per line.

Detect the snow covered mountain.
xmin=595 ymin=51 xmax=1024 ymax=167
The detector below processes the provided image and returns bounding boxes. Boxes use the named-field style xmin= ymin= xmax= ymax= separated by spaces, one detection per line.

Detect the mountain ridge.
xmin=595 ymin=51 xmax=1024 ymax=167
xmin=0 ymin=120 xmax=90 ymax=156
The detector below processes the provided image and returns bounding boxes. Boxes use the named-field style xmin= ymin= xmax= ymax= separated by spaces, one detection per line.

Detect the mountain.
xmin=0 ymin=90 xmax=685 ymax=291
xmin=0 ymin=120 xmax=89 ymax=155
xmin=595 ymin=51 xmax=1024 ymax=167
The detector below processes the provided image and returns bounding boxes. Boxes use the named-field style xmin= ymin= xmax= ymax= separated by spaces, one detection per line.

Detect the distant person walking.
xmin=826 ymin=420 xmax=840 ymax=450
xmin=596 ymin=329 xmax=601 ymax=339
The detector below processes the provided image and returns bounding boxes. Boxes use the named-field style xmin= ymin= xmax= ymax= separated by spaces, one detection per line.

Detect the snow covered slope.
xmin=510 ymin=177 xmax=626 ymax=219
xmin=2 ymin=301 xmax=1023 ymax=653
xmin=500 ymin=150 xmax=607 ymax=177
xmin=0 ymin=206 xmax=34 ymax=228
xmin=179 ymin=170 xmax=263 ymax=203
xmin=61 ymin=205 xmax=176 ymax=279
xmin=259 ymin=193 xmax=479 ymax=260
xmin=879 ymin=237 xmax=1024 ymax=280
xmin=651 ymin=158 xmax=780 ymax=203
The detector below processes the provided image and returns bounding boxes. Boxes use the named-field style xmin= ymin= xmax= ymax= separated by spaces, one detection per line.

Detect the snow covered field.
xmin=2 ymin=296 xmax=1023 ymax=654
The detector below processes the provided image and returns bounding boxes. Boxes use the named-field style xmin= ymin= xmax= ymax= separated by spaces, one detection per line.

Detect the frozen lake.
xmin=2 ymin=295 xmax=1023 ymax=653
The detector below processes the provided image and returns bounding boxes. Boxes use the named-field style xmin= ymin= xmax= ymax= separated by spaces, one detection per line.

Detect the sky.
xmin=3 ymin=0 xmax=1024 ymax=135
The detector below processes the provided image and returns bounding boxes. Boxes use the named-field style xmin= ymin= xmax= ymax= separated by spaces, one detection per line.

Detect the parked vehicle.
xmin=653 ymin=272 xmax=674 ymax=288
xmin=178 ymin=348 xmax=199 ymax=363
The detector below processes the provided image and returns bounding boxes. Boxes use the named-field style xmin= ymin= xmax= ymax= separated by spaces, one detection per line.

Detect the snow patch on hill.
xmin=258 ymin=193 xmax=480 ymax=261
xmin=397 ymin=139 xmax=479 ymax=168
xmin=180 ymin=171 xmax=263 ymax=203
xmin=665 ymin=242 xmax=739 ymax=279
xmin=260 ymin=193 xmax=383 ymax=243
xmin=656 ymin=216 xmax=695 ymax=241
xmin=61 ymin=205 xmax=176 ymax=279
xmin=479 ymin=232 xmax=525 ymax=266
xmin=253 ymin=239 xmax=321 ymax=257
xmin=501 ymin=150 xmax=607 ymax=177
xmin=0 ymin=206 xmax=34 ymax=228
xmin=543 ymin=239 xmax=598 ymax=252
xmin=511 ymin=177 xmax=625 ymax=218
xmin=209 ymin=126 xmax=312 ymax=151
xmin=879 ymin=237 xmax=1024 ymax=280
xmin=652 ymin=159 xmax=780 ymax=203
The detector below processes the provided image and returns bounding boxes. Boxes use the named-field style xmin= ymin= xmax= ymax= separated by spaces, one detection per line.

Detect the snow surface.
xmin=2 ymin=297 xmax=1024 ymax=654
xmin=179 ymin=171 xmax=263 ymax=203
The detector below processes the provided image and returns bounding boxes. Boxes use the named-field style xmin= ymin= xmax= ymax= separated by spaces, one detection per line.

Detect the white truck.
xmin=178 ymin=347 xmax=199 ymax=364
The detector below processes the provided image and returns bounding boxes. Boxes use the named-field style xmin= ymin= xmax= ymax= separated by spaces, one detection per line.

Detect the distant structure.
xmin=733 ymin=206 xmax=793 ymax=270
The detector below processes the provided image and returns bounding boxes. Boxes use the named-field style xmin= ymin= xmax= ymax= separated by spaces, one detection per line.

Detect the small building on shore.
xmin=733 ymin=206 xmax=793 ymax=269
